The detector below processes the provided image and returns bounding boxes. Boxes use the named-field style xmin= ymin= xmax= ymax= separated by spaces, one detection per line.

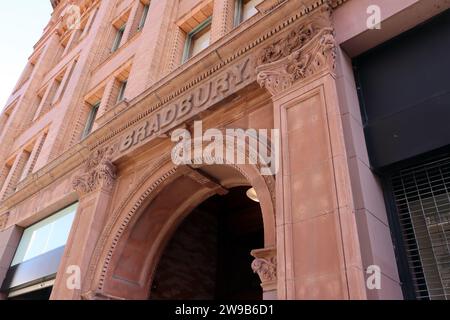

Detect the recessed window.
xmin=182 ymin=17 xmax=212 ymax=62
xmin=82 ymin=101 xmax=100 ymax=138
xmin=117 ymin=80 xmax=128 ymax=103
xmin=111 ymin=24 xmax=126 ymax=53
xmin=138 ymin=4 xmax=150 ymax=30
xmin=235 ymin=0 xmax=262 ymax=26
xmin=2 ymin=203 xmax=78 ymax=299
xmin=11 ymin=203 xmax=78 ymax=266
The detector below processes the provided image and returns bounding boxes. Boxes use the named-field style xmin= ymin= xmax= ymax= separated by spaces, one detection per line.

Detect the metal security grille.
xmin=392 ymin=156 xmax=450 ymax=300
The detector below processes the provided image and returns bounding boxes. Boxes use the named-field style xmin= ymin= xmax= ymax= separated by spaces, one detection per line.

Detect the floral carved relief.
xmin=256 ymin=7 xmax=336 ymax=96
xmin=251 ymin=247 xmax=277 ymax=291
xmin=72 ymin=146 xmax=118 ymax=195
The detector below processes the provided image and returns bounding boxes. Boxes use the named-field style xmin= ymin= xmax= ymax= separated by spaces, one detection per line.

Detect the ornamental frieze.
xmin=72 ymin=146 xmax=118 ymax=195
xmin=119 ymin=57 xmax=254 ymax=153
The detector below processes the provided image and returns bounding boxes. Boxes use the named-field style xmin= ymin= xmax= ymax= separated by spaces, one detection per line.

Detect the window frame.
xmin=111 ymin=24 xmax=126 ymax=53
xmin=11 ymin=203 xmax=78 ymax=266
xmin=182 ymin=16 xmax=212 ymax=62
xmin=138 ymin=4 xmax=150 ymax=31
xmin=234 ymin=0 xmax=261 ymax=27
xmin=117 ymin=80 xmax=128 ymax=103
xmin=82 ymin=101 xmax=100 ymax=139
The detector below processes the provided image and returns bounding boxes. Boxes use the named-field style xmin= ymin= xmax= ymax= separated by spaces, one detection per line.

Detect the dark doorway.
xmin=150 ymin=187 xmax=264 ymax=300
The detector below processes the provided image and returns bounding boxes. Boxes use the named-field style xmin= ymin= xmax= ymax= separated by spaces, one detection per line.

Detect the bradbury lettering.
xmin=119 ymin=57 xmax=254 ymax=152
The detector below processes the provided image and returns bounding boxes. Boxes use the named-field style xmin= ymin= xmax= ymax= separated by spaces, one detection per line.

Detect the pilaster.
xmin=50 ymin=145 xmax=118 ymax=300
xmin=256 ymin=4 xmax=367 ymax=300
xmin=211 ymin=0 xmax=235 ymax=43
xmin=121 ymin=0 xmax=141 ymax=44
xmin=96 ymin=77 xmax=120 ymax=123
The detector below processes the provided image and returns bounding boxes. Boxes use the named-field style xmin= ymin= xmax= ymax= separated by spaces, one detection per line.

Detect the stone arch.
xmin=83 ymin=144 xmax=276 ymax=300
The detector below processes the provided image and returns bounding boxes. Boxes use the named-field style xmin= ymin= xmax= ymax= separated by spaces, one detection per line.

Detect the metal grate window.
xmin=392 ymin=156 xmax=450 ymax=300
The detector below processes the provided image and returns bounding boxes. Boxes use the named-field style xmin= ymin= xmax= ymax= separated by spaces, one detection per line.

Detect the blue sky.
xmin=0 ymin=1 xmax=53 ymax=110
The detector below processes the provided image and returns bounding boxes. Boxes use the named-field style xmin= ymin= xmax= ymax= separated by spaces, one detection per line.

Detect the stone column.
xmin=50 ymin=146 xmax=118 ymax=300
xmin=256 ymin=6 xmax=367 ymax=300
xmin=121 ymin=0 xmax=141 ymax=43
xmin=211 ymin=0 xmax=235 ymax=43
xmin=95 ymin=77 xmax=120 ymax=124
xmin=251 ymin=247 xmax=277 ymax=300
xmin=126 ymin=0 xmax=178 ymax=95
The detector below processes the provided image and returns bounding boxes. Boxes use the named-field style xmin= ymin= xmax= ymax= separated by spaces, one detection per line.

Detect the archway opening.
xmin=150 ymin=186 xmax=264 ymax=300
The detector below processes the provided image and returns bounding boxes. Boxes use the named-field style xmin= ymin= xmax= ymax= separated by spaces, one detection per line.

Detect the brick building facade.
xmin=0 ymin=0 xmax=449 ymax=300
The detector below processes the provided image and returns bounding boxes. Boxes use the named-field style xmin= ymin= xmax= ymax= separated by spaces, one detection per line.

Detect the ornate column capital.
xmin=251 ymin=247 xmax=277 ymax=291
xmin=256 ymin=6 xmax=336 ymax=96
xmin=72 ymin=146 xmax=118 ymax=196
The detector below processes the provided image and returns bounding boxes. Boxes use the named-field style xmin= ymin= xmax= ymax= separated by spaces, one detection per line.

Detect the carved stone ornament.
xmin=251 ymin=247 xmax=277 ymax=291
xmin=0 ymin=212 xmax=9 ymax=230
xmin=72 ymin=146 xmax=117 ymax=195
xmin=256 ymin=7 xmax=336 ymax=96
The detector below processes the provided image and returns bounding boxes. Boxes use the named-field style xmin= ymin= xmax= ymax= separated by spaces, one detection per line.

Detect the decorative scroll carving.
xmin=0 ymin=212 xmax=9 ymax=230
xmin=72 ymin=146 xmax=117 ymax=195
xmin=256 ymin=7 xmax=336 ymax=96
xmin=251 ymin=247 xmax=277 ymax=291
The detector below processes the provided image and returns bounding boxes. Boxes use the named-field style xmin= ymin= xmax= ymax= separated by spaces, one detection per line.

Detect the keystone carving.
xmin=72 ymin=146 xmax=117 ymax=195
xmin=251 ymin=247 xmax=277 ymax=291
xmin=256 ymin=7 xmax=336 ymax=96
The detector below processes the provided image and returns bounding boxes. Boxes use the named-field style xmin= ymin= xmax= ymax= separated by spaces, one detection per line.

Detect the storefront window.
xmin=11 ymin=203 xmax=77 ymax=266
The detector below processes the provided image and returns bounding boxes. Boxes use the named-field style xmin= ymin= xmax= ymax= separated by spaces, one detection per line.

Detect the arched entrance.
xmin=150 ymin=187 xmax=264 ymax=300
xmin=83 ymin=159 xmax=277 ymax=300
